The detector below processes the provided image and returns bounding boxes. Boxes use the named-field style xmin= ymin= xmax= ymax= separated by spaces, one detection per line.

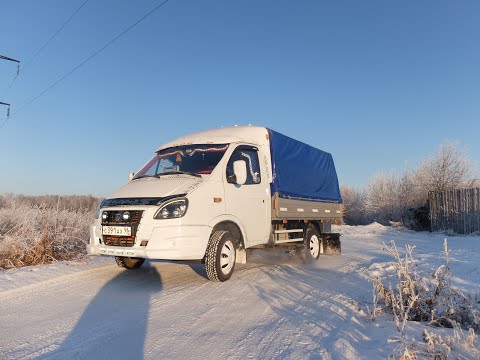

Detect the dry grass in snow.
xmin=0 ymin=196 xmax=94 ymax=269
xmin=369 ymin=239 xmax=480 ymax=359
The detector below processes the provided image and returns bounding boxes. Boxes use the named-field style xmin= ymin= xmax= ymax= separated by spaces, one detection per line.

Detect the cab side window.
xmin=226 ymin=146 xmax=261 ymax=185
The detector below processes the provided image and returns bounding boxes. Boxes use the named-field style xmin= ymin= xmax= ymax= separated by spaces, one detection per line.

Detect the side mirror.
xmin=233 ymin=160 xmax=247 ymax=185
xmin=128 ymin=172 xmax=135 ymax=181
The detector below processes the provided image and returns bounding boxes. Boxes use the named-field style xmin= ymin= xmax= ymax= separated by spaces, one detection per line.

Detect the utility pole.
xmin=1 ymin=54 xmax=20 ymax=119
xmin=0 ymin=54 xmax=20 ymax=75
xmin=0 ymin=102 xmax=10 ymax=117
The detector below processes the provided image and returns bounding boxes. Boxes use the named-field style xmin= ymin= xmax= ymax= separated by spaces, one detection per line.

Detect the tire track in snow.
xmin=224 ymin=257 xmax=375 ymax=360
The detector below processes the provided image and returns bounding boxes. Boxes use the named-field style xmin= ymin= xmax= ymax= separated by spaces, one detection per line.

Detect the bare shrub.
xmin=0 ymin=199 xmax=94 ymax=269
xmin=373 ymin=239 xmax=480 ymax=331
xmin=372 ymin=240 xmax=480 ymax=359
xmin=340 ymin=185 xmax=369 ymax=225
xmin=389 ymin=323 xmax=478 ymax=359
xmin=388 ymin=339 xmax=418 ymax=360
xmin=421 ymin=329 xmax=451 ymax=359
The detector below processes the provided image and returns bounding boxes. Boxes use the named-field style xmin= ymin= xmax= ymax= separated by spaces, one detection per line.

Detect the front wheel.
xmin=115 ymin=256 xmax=145 ymax=269
xmin=205 ymin=231 xmax=236 ymax=282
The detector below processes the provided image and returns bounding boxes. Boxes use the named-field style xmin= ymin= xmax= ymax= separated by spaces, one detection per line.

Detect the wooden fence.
xmin=428 ymin=187 xmax=480 ymax=234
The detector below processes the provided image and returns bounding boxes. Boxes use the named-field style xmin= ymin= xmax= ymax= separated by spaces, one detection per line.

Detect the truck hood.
xmin=107 ymin=175 xmax=203 ymax=199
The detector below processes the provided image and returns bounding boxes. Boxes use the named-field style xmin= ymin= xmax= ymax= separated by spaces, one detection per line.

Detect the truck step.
xmin=274 ymin=229 xmax=303 ymax=234
xmin=273 ymin=228 xmax=304 ymax=244
xmin=274 ymin=237 xmax=303 ymax=244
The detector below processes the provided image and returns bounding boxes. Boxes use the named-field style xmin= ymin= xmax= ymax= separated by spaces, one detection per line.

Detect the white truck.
xmin=88 ymin=126 xmax=342 ymax=281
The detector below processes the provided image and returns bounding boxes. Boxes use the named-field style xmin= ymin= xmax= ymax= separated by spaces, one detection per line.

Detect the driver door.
xmin=224 ymin=145 xmax=270 ymax=247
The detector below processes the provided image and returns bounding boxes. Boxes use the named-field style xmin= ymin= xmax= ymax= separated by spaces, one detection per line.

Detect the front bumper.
xmin=87 ymin=224 xmax=212 ymax=260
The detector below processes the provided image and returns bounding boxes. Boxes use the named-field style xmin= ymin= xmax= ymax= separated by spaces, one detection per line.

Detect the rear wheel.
xmin=303 ymin=226 xmax=321 ymax=261
xmin=115 ymin=256 xmax=145 ymax=269
xmin=205 ymin=231 xmax=236 ymax=282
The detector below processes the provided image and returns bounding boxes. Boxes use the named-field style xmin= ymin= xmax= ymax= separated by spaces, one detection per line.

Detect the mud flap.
xmin=236 ymin=248 xmax=247 ymax=264
xmin=322 ymin=234 xmax=341 ymax=255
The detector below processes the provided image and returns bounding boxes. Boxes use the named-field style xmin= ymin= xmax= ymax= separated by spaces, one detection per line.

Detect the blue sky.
xmin=0 ymin=0 xmax=479 ymax=196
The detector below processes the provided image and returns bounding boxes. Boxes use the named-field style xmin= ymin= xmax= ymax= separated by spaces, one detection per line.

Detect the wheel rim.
xmin=220 ymin=240 xmax=235 ymax=275
xmin=310 ymin=235 xmax=320 ymax=258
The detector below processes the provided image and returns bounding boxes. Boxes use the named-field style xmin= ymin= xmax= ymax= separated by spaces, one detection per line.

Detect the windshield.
xmin=134 ymin=144 xmax=229 ymax=179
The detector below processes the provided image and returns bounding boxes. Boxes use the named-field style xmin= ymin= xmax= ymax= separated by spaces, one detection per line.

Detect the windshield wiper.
xmin=160 ymin=171 xmax=202 ymax=178
xmin=132 ymin=174 xmax=162 ymax=180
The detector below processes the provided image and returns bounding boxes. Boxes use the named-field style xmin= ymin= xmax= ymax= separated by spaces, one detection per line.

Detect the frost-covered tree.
xmin=342 ymin=140 xmax=475 ymax=228
xmin=410 ymin=141 xmax=473 ymax=203
xmin=365 ymin=172 xmax=402 ymax=225
xmin=340 ymin=185 xmax=369 ymax=225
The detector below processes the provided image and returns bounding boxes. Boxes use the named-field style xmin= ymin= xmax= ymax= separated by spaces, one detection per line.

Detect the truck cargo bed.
xmin=271 ymin=193 xmax=342 ymax=221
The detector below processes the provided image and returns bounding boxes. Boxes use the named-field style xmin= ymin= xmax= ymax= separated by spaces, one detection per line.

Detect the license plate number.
xmin=102 ymin=226 xmax=132 ymax=236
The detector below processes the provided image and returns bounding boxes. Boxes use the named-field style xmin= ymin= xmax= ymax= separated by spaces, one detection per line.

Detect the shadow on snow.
xmin=41 ymin=264 xmax=162 ymax=359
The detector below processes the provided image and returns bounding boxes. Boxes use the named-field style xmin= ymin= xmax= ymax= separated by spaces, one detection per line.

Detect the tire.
xmin=205 ymin=231 xmax=236 ymax=282
xmin=115 ymin=256 xmax=145 ymax=269
xmin=303 ymin=226 xmax=321 ymax=261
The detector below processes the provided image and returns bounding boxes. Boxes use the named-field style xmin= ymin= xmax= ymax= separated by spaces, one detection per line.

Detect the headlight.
xmin=122 ymin=211 xmax=131 ymax=221
xmin=102 ymin=211 xmax=108 ymax=221
xmin=154 ymin=198 xmax=189 ymax=219
xmin=95 ymin=199 xmax=106 ymax=219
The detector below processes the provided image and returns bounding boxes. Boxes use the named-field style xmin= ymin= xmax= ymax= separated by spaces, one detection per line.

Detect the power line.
xmin=1 ymin=73 xmax=19 ymax=101
xmin=0 ymin=0 xmax=171 ymax=130
xmin=1 ymin=0 xmax=91 ymax=100
xmin=23 ymin=0 xmax=91 ymax=72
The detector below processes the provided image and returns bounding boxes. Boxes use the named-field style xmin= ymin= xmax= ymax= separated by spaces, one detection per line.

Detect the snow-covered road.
xmin=1 ymin=224 xmax=479 ymax=359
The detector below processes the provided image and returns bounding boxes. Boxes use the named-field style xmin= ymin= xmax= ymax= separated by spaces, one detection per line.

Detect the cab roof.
xmin=157 ymin=125 xmax=270 ymax=151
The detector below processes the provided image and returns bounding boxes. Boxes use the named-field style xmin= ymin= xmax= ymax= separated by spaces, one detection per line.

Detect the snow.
xmin=0 ymin=224 xmax=479 ymax=359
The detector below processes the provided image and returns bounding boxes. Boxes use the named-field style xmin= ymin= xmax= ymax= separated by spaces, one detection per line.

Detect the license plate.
xmin=102 ymin=226 xmax=132 ymax=237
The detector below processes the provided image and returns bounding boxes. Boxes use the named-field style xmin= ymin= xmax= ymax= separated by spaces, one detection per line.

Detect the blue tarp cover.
xmin=268 ymin=129 xmax=342 ymax=203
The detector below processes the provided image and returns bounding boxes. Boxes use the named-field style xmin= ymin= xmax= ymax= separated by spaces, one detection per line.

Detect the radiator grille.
xmin=102 ymin=210 xmax=143 ymax=225
xmin=101 ymin=210 xmax=144 ymax=247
